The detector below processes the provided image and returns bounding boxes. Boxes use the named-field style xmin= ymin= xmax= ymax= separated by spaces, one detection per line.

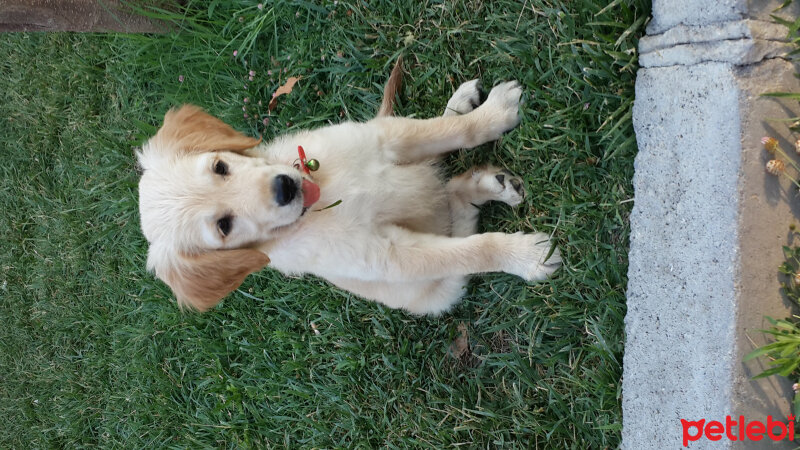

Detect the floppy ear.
xmin=156 ymin=248 xmax=270 ymax=312
xmin=155 ymin=104 xmax=261 ymax=154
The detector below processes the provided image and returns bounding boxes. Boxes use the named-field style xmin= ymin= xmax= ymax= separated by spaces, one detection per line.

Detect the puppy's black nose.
xmin=273 ymin=174 xmax=298 ymax=206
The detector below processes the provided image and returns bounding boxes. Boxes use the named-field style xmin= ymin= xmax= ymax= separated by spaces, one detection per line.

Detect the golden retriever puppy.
xmin=137 ymin=74 xmax=561 ymax=314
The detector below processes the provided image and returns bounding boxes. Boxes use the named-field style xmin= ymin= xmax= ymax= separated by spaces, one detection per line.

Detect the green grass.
xmin=0 ymin=0 xmax=648 ymax=447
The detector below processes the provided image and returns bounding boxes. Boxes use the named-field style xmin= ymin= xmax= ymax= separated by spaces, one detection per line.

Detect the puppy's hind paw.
xmin=470 ymin=166 xmax=526 ymax=206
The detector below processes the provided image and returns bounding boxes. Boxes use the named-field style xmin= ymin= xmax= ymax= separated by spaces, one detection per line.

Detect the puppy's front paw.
xmin=505 ymin=232 xmax=561 ymax=282
xmin=444 ymin=79 xmax=482 ymax=116
xmin=477 ymin=81 xmax=522 ymax=140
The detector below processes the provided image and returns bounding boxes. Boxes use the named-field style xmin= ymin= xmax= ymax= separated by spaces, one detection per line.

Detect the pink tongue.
xmin=301 ymin=179 xmax=320 ymax=208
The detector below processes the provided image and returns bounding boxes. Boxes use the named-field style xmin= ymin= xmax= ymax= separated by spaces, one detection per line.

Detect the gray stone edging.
xmin=624 ymin=1 xmax=800 ymax=448
xmin=639 ymin=19 xmax=792 ymax=67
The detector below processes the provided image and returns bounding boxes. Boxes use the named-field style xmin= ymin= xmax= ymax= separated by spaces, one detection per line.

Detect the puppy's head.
xmin=137 ymin=105 xmax=315 ymax=311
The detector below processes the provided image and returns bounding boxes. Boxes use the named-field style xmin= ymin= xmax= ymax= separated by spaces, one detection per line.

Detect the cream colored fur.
xmin=137 ymin=78 xmax=561 ymax=314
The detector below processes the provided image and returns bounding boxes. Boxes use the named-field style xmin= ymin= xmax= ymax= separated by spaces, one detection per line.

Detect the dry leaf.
xmin=448 ymin=322 xmax=470 ymax=359
xmin=268 ymin=76 xmax=301 ymax=111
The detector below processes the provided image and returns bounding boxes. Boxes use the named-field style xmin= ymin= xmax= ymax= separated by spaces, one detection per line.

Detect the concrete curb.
xmin=624 ymin=1 xmax=800 ymax=448
xmin=639 ymin=18 xmax=792 ymax=68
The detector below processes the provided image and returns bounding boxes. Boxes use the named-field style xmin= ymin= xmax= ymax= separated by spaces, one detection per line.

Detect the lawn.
xmin=0 ymin=0 xmax=648 ymax=447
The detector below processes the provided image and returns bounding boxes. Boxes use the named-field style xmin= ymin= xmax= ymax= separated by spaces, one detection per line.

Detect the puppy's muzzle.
xmin=273 ymin=174 xmax=299 ymax=206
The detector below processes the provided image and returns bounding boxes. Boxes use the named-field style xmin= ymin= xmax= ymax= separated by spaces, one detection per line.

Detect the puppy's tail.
xmin=377 ymin=55 xmax=403 ymax=117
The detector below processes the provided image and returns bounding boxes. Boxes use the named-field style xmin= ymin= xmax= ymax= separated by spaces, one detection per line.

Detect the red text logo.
xmin=681 ymin=415 xmax=795 ymax=446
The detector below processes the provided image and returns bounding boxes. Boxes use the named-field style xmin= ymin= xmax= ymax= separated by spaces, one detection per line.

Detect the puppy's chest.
xmin=264 ymin=133 xmax=446 ymax=226
xmin=317 ymin=158 xmax=444 ymax=224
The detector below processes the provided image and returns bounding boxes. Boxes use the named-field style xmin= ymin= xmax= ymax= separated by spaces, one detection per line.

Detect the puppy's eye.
xmin=217 ymin=216 xmax=233 ymax=237
xmin=213 ymin=160 xmax=229 ymax=176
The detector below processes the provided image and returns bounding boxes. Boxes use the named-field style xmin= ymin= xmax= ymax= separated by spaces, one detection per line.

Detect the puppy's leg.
xmin=373 ymin=81 xmax=522 ymax=163
xmin=447 ymin=165 xmax=526 ymax=237
xmin=404 ymin=277 xmax=468 ymax=315
xmin=443 ymin=79 xmax=482 ymax=117
xmin=299 ymin=224 xmax=559 ymax=284
xmin=378 ymin=225 xmax=559 ymax=283
xmin=330 ymin=277 xmax=467 ymax=316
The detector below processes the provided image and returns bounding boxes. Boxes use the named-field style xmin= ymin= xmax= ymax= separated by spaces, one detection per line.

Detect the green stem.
xmin=780 ymin=170 xmax=800 ymax=191
xmin=776 ymin=146 xmax=800 ymax=174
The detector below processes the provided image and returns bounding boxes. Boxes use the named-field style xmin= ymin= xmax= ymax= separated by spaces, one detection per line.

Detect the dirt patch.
xmin=0 ymin=0 xmax=174 ymax=32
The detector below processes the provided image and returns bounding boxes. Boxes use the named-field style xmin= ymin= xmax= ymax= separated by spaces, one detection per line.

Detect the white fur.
xmin=138 ymin=80 xmax=561 ymax=314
